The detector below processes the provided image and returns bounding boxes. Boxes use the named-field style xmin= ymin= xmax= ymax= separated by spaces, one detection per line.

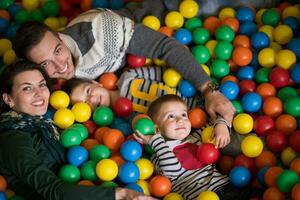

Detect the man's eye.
xmin=41 ymin=61 xmax=49 ymax=67
xmin=87 ymin=88 xmax=91 ymax=95
xmin=55 ymin=48 xmax=62 ymax=55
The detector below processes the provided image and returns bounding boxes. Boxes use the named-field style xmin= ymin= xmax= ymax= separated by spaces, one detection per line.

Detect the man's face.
xmin=27 ymin=31 xmax=75 ymax=80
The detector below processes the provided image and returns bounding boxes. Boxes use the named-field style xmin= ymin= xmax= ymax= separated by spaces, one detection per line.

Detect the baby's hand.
xmin=133 ymin=130 xmax=153 ymax=144
xmin=211 ymin=123 xmax=230 ymax=148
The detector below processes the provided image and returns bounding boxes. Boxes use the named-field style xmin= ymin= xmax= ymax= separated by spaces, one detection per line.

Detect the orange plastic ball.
xmin=222 ymin=17 xmax=239 ymax=33
xmin=99 ymin=72 xmax=118 ymax=90
xmin=292 ymin=183 xmax=300 ymax=200
xmin=254 ymin=150 xmax=276 ymax=169
xmin=159 ymin=26 xmax=174 ymax=37
xmin=111 ymin=152 xmax=125 ymax=167
xmin=264 ymin=166 xmax=283 ymax=187
xmin=275 ymin=114 xmax=297 ymax=135
xmin=0 ymin=10 xmax=10 ymax=21
xmin=102 ymin=129 xmax=125 ymax=152
xmin=232 ymin=46 xmax=252 ymax=66
xmin=221 ymin=75 xmax=239 ymax=84
xmin=0 ymin=175 xmax=7 ymax=191
xmin=290 ymin=158 xmax=300 ymax=177
xmin=233 ymin=35 xmax=250 ymax=48
xmin=228 ymin=59 xmax=239 ymax=72
xmin=78 ymin=180 xmax=95 ymax=186
xmin=81 ymin=138 xmax=99 ymax=152
xmin=255 ymin=83 xmax=276 ymax=100
xmin=263 ymin=187 xmax=285 ymax=200
xmin=262 ymin=97 xmax=283 ymax=118
xmin=149 ymin=175 xmax=172 ymax=198
xmin=188 ymin=108 xmax=207 ymax=129
xmin=203 ymin=16 xmax=222 ymax=36
xmin=94 ymin=127 xmax=110 ymax=144
xmin=80 ymin=0 xmax=92 ymax=11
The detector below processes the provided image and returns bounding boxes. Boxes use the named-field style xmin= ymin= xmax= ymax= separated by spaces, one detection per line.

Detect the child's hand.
xmin=211 ymin=123 xmax=230 ymax=148
xmin=133 ymin=130 xmax=153 ymax=144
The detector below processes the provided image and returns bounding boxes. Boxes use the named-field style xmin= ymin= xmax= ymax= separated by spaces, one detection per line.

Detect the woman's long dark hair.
xmin=0 ymin=60 xmax=52 ymax=113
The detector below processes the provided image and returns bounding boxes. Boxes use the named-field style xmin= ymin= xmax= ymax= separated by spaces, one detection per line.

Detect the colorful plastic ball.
xmin=60 ymin=128 xmax=82 ymax=148
xmin=229 ymin=166 xmax=251 ymax=188
xmin=197 ymin=191 xmax=219 ymax=200
xmin=232 ymin=100 xmax=244 ymax=114
xmin=255 ymin=150 xmax=276 ymax=169
xmin=200 ymin=126 xmax=214 ymax=144
xmin=0 ymin=38 xmax=12 ymax=56
xmin=67 ymin=146 xmax=88 ymax=167
xmin=49 ymin=90 xmax=70 ymax=109
xmin=184 ymin=17 xmax=202 ymax=31
xmin=258 ymin=48 xmax=275 ymax=68
xmin=113 ymin=97 xmax=133 ymax=118
xmin=233 ymin=113 xmax=253 ymax=134
xmin=214 ymin=41 xmax=233 ymax=60
xmin=237 ymin=80 xmax=255 ymax=95
xmin=255 ymin=83 xmax=276 ymax=100
xmin=126 ymin=183 xmax=143 ymax=193
xmin=241 ymin=135 xmax=263 ymax=158
xmin=276 ymin=114 xmax=296 ymax=134
xmin=262 ymin=9 xmax=280 ymax=27
xmin=135 ymin=158 xmax=154 ymax=180
xmin=197 ymin=143 xmax=219 ymax=164
xmin=7 ymin=3 xmax=22 ymax=17
xmin=236 ymin=7 xmax=255 ymax=22
xmin=127 ymin=54 xmax=146 ymax=68
xmin=101 ymin=181 xmax=118 ymax=188
xmin=0 ymin=18 xmax=9 ymax=34
xmin=192 ymin=27 xmax=210 ymax=45
xmin=120 ymin=140 xmax=142 ymax=162
xmin=174 ymin=28 xmax=192 ymax=45
xmin=42 ymin=0 xmax=59 ymax=17
xmin=210 ymin=59 xmax=230 ymax=79
xmin=257 ymin=166 xmax=269 ymax=186
xmin=289 ymin=131 xmax=300 ymax=152
xmin=283 ymin=16 xmax=299 ymax=34
xmin=136 ymin=179 xmax=150 ymax=195
xmin=0 ymin=175 xmax=7 ymax=191
xmin=22 ymin=0 xmax=39 ymax=11
xmin=237 ymin=66 xmax=255 ymax=80
xmin=290 ymin=63 xmax=300 ymax=83
xmin=98 ymin=72 xmax=118 ymax=90
xmin=165 ymin=11 xmax=184 ymax=29
xmin=92 ymin=106 xmax=114 ymax=126
xmin=92 ymin=0 xmax=108 ymax=8
xmin=192 ymin=45 xmax=211 ymax=64
xmin=264 ymin=166 xmax=284 ymax=187
xmin=232 ymin=46 xmax=252 ymax=66
xmin=80 ymin=160 xmax=97 ymax=181
xmin=59 ymin=164 xmax=80 ymax=183
xmin=288 ymin=38 xmax=300 ymax=58
xmin=54 ymin=108 xmax=75 ymax=129
xmin=275 ymin=49 xmax=296 ymax=70
xmin=163 ymin=68 xmax=182 ymax=87
xmin=142 ymin=15 xmax=160 ymax=31
xmin=164 ymin=192 xmax=184 ymax=200
xmin=219 ymin=81 xmax=239 ymax=100
xmin=263 ymin=96 xmax=283 ymax=118
xmin=277 ymin=86 xmax=297 ymax=101
xmin=215 ymin=25 xmax=235 ymax=42
xmin=109 ymin=0 xmax=124 ymax=10
xmin=178 ymin=79 xmax=197 ymax=97
xmin=118 ymin=162 xmax=140 ymax=184
xmin=239 ymin=21 xmax=257 ymax=36
xmin=251 ymin=32 xmax=270 ymax=50
xmin=266 ymin=130 xmax=288 ymax=152
xmin=274 ymin=25 xmax=293 ymax=45
xmin=269 ymin=67 xmax=290 ymax=88
xmin=222 ymin=17 xmax=239 ymax=33
xmin=133 ymin=117 xmax=155 ymax=135
xmin=291 ymin=158 xmax=300 ymax=176
xmin=0 ymin=0 xmax=14 ymax=9
xmin=179 ymin=0 xmax=198 ymax=18
xmin=103 ymin=128 xmax=125 ymax=152
xmin=89 ymin=144 xmax=110 ymax=162
xmin=284 ymin=97 xmax=300 ymax=117
xmin=188 ymin=108 xmax=207 ymax=129
xmin=96 ymin=159 xmax=118 ymax=181
xmin=30 ymin=9 xmax=45 ymax=22
xmin=0 ymin=192 xmax=5 ymax=200
xmin=241 ymin=92 xmax=262 ymax=113
xmin=158 ymin=26 xmax=174 ymax=37
xmin=276 ymin=169 xmax=300 ymax=193
xmin=149 ymin=175 xmax=171 ymax=198
xmin=218 ymin=155 xmax=234 ymax=175
xmin=263 ymin=186 xmax=285 ymax=200
xmin=233 ymin=154 xmax=256 ymax=175
xmin=292 ymin=183 xmax=300 ymax=200
xmin=219 ymin=7 xmax=236 ymax=20
xmin=281 ymin=147 xmax=297 ymax=166
xmin=71 ymin=102 xmax=91 ymax=123
xmin=203 ymin=16 xmax=222 ymax=36
xmin=254 ymin=115 xmax=274 ymax=137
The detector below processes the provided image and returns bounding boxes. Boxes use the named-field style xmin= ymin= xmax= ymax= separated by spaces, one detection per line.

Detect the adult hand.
xmin=116 ymin=188 xmax=158 ymax=200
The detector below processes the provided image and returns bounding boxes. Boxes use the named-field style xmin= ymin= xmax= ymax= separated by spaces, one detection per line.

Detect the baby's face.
xmin=155 ymin=101 xmax=191 ymax=140
xmin=70 ymin=81 xmax=111 ymax=110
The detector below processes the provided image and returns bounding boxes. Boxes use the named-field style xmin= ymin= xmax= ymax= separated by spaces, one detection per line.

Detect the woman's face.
xmin=3 ymin=70 xmax=50 ymax=116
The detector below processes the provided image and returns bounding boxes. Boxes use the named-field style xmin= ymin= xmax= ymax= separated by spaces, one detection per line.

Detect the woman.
xmin=0 ymin=60 xmax=156 ymax=200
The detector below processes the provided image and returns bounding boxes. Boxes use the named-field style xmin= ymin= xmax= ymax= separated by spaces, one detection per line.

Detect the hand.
xmin=133 ymin=130 xmax=154 ymax=144
xmin=204 ymin=91 xmax=235 ymax=126
xmin=116 ymin=188 xmax=158 ymax=200
xmin=211 ymin=123 xmax=230 ymax=148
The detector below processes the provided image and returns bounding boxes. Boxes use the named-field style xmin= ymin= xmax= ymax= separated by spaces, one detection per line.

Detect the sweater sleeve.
xmin=148 ymin=134 xmax=183 ymax=179
xmin=0 ymin=131 xmax=115 ymax=200
xmin=126 ymin=24 xmax=211 ymax=89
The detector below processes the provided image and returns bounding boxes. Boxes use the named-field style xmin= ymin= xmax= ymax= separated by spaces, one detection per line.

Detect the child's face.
xmin=155 ymin=101 xmax=191 ymax=140
xmin=70 ymin=81 xmax=111 ymax=110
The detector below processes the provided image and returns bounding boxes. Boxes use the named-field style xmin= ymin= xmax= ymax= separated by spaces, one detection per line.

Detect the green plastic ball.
xmin=14 ymin=10 xmax=31 ymax=24
xmin=0 ymin=0 xmax=14 ymax=9
xmin=30 ymin=9 xmax=45 ymax=22
xmin=284 ymin=97 xmax=300 ymax=117
xmin=100 ymin=181 xmax=119 ymax=188
xmin=184 ymin=17 xmax=202 ymax=31
xmin=232 ymin=100 xmax=244 ymax=114
xmin=90 ymin=144 xmax=110 ymax=162
xmin=192 ymin=45 xmax=211 ymax=64
xmin=262 ymin=9 xmax=280 ymax=27
xmin=144 ymin=144 xmax=155 ymax=155
xmin=42 ymin=0 xmax=60 ymax=17
xmin=277 ymin=87 xmax=298 ymax=101
xmin=255 ymin=68 xmax=271 ymax=83
xmin=70 ymin=123 xmax=88 ymax=140
xmin=93 ymin=106 xmax=114 ymax=126
xmin=276 ymin=169 xmax=300 ymax=193
xmin=214 ymin=41 xmax=233 ymax=60
xmin=192 ymin=27 xmax=210 ymax=45
xmin=59 ymin=164 xmax=81 ymax=183
xmin=215 ymin=25 xmax=235 ymax=42
xmin=210 ymin=59 xmax=230 ymax=79
xmin=60 ymin=128 xmax=82 ymax=148
xmin=134 ymin=118 xmax=155 ymax=135
xmin=80 ymin=160 xmax=98 ymax=181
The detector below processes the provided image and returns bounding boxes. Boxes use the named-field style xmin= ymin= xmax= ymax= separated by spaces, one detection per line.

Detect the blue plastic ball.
xmin=111 ymin=118 xmax=132 ymax=137
xmin=179 ymin=79 xmax=197 ymax=97
xmin=283 ymin=16 xmax=300 ymax=34
xmin=109 ymin=0 xmax=124 ymax=9
xmin=219 ymin=81 xmax=240 ymax=100
xmin=251 ymin=32 xmax=270 ymax=50
xmin=241 ymin=92 xmax=262 ymax=113
xmin=5 ymin=23 xmax=19 ymax=38
xmin=126 ymin=183 xmax=144 ymax=193
xmin=257 ymin=166 xmax=269 ymax=187
xmin=120 ymin=140 xmax=142 ymax=162
xmin=111 ymin=117 xmax=127 ymax=127
xmin=287 ymin=38 xmax=300 ymax=58
xmin=0 ymin=192 xmax=5 ymax=200
xmin=250 ymin=51 xmax=259 ymax=67
xmin=8 ymin=3 xmax=22 ymax=17
xmin=290 ymin=63 xmax=300 ymax=84
xmin=67 ymin=146 xmax=89 ymax=167
xmin=236 ymin=7 xmax=255 ymax=22
xmin=118 ymin=162 xmax=140 ymax=184
xmin=0 ymin=18 xmax=9 ymax=34
xmin=92 ymin=0 xmax=108 ymax=8
xmin=229 ymin=166 xmax=251 ymax=188
xmin=239 ymin=21 xmax=257 ymax=36
xmin=175 ymin=28 xmax=192 ymax=45
xmin=237 ymin=66 xmax=255 ymax=80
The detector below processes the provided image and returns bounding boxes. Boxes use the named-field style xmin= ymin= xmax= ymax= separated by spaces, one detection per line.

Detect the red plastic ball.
xmin=83 ymin=120 xmax=98 ymax=138
xmin=269 ymin=67 xmax=290 ymax=88
xmin=254 ymin=115 xmax=275 ymax=136
xmin=113 ymin=97 xmax=133 ymax=118
xmin=127 ymin=54 xmax=146 ymax=68
xmin=238 ymin=80 xmax=256 ymax=97
xmin=197 ymin=143 xmax=219 ymax=164
xmin=266 ymin=130 xmax=288 ymax=152
xmin=234 ymin=154 xmax=256 ymax=174
xmin=217 ymin=155 xmax=234 ymax=174
xmin=58 ymin=0 xmax=75 ymax=17
xmin=289 ymin=131 xmax=300 ymax=152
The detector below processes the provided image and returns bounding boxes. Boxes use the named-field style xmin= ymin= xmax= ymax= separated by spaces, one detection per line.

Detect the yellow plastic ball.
xmin=218 ymin=7 xmax=236 ymax=20
xmin=145 ymin=58 xmax=153 ymax=66
xmin=275 ymin=49 xmax=296 ymax=70
xmin=50 ymin=90 xmax=70 ymax=109
xmin=205 ymin=40 xmax=217 ymax=58
xmin=258 ymin=48 xmax=275 ymax=68
xmin=233 ymin=113 xmax=253 ymax=134
xmin=58 ymin=16 xmax=68 ymax=27
xmin=71 ymin=102 xmax=92 ymax=123
xmin=241 ymin=135 xmax=263 ymax=158
xmin=201 ymin=126 xmax=215 ymax=144
xmin=135 ymin=158 xmax=154 ymax=180
xmin=255 ymin=9 xmax=267 ymax=26
xmin=5 ymin=189 xmax=15 ymax=199
xmin=153 ymin=58 xmax=167 ymax=67
xmin=3 ymin=49 xmax=16 ymax=65
xmin=44 ymin=17 xmax=60 ymax=31
xmin=96 ymin=159 xmax=118 ymax=181
xmin=269 ymin=41 xmax=282 ymax=52
xmin=258 ymin=25 xmax=274 ymax=41
xmin=142 ymin=15 xmax=161 ymax=31
xmin=53 ymin=108 xmax=75 ymax=129
xmin=163 ymin=68 xmax=182 ymax=87
xmin=22 ymin=0 xmax=39 ymax=11
xmin=273 ymin=25 xmax=293 ymax=45
xmin=165 ymin=11 xmax=184 ymax=29
xmin=281 ymin=147 xmax=297 ymax=166
xmin=136 ymin=180 xmax=150 ymax=196
xmin=179 ymin=0 xmax=199 ymax=19
xmin=282 ymin=6 xmax=300 ymax=20
xmin=164 ymin=192 xmax=184 ymax=200
xmin=197 ymin=191 xmax=219 ymax=200
xmin=201 ymin=64 xmax=210 ymax=76
xmin=0 ymin=39 xmax=12 ymax=56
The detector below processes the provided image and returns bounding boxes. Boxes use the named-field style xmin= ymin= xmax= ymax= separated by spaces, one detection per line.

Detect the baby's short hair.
xmin=62 ymin=78 xmax=93 ymax=96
